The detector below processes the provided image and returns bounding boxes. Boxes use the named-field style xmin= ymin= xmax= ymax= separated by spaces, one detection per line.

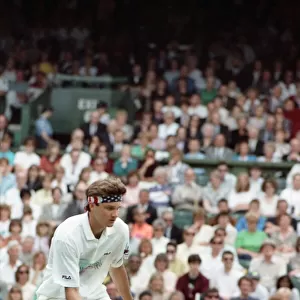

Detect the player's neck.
xmin=88 ymin=213 xmax=105 ymax=239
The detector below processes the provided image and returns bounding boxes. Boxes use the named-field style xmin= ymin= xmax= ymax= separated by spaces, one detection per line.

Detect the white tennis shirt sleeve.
xmin=52 ymin=239 xmax=80 ymax=287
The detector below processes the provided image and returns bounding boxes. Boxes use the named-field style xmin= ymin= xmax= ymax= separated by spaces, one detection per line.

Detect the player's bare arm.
xmin=65 ymin=287 xmax=82 ymax=300
xmin=110 ymin=265 xmax=133 ymax=300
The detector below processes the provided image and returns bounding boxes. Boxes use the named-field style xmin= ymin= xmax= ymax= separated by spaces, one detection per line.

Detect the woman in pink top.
xmin=122 ymin=171 xmax=141 ymax=208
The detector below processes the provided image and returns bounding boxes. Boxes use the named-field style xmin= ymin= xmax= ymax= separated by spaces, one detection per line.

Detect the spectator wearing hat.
xmin=249 ymin=239 xmax=287 ymax=291
xmin=0 ymin=240 xmax=22 ymax=288
xmin=176 ymin=254 xmax=209 ymax=300
xmin=35 ymin=107 xmax=54 ymax=149
xmin=247 ymin=272 xmax=269 ymax=300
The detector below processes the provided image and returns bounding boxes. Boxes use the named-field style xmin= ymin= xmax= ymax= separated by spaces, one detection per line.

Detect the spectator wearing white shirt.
xmin=19 ymin=237 xmax=35 ymax=266
xmin=279 ymin=71 xmax=297 ymax=100
xmin=60 ymin=141 xmax=91 ymax=188
xmin=286 ymin=164 xmax=300 ymax=188
xmin=176 ymin=227 xmax=202 ymax=269
xmin=0 ymin=204 xmax=10 ymax=238
xmin=228 ymin=173 xmax=256 ymax=212
xmin=148 ymin=167 xmax=172 ymax=214
xmin=79 ymin=55 xmax=97 ymax=76
xmin=200 ymin=236 xmax=227 ymax=280
xmin=258 ymin=179 xmax=279 ymax=217
xmin=248 ymin=272 xmax=269 ymax=300
xmin=51 ymin=165 xmax=68 ymax=195
xmin=21 ymin=206 xmax=37 ymax=238
xmin=89 ymin=158 xmax=109 ymax=185
xmin=162 ymin=95 xmax=182 ymax=119
xmin=213 ymin=212 xmax=237 ymax=246
xmin=39 ymin=187 xmax=67 ymax=227
xmin=249 ymin=166 xmax=264 ymax=196
xmin=158 ymin=112 xmax=179 ymax=140
xmin=187 ymin=93 xmax=208 ymax=118
xmin=0 ymin=241 xmax=22 ymax=288
xmin=191 ymin=208 xmax=214 ymax=249
xmin=249 ymin=240 xmax=287 ymax=291
xmin=151 ymin=219 xmax=170 ymax=256
xmin=4 ymin=171 xmax=28 ymax=219
xmin=172 ymin=168 xmax=203 ymax=211
xmin=210 ymin=251 xmax=244 ymax=299
xmin=31 ymin=175 xmax=53 ymax=207
xmin=280 ymin=173 xmax=300 ymax=216
xmin=14 ymin=137 xmax=40 ymax=170
xmin=15 ymin=264 xmax=36 ymax=300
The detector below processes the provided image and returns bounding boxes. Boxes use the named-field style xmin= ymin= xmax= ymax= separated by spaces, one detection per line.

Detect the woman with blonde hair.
xmin=168 ymin=291 xmax=184 ymax=300
xmin=147 ymin=273 xmax=169 ymax=300
xmin=30 ymin=251 xmax=47 ymax=286
xmin=6 ymin=285 xmax=23 ymax=300
xmin=78 ymin=167 xmax=92 ymax=185
xmin=235 ymin=211 xmax=267 ymax=261
xmin=228 ymin=172 xmax=256 ymax=212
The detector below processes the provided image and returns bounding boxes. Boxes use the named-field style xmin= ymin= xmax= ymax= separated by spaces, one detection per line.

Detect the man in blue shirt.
xmin=35 ymin=106 xmax=54 ymax=148
xmin=0 ymin=158 xmax=16 ymax=196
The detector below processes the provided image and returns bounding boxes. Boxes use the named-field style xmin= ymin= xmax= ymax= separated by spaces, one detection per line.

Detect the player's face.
xmin=91 ymin=202 xmax=121 ymax=227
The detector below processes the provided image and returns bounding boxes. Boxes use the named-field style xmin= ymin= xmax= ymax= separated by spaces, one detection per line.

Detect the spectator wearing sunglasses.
xmin=15 ymin=264 xmax=36 ymax=300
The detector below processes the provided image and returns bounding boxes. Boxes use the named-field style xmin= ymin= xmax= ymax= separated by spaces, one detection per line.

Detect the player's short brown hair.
xmin=86 ymin=177 xmax=126 ymax=198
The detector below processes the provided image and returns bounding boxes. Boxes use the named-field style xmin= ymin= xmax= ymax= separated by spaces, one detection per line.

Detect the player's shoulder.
xmin=112 ymin=217 xmax=129 ymax=234
xmin=54 ymin=213 xmax=86 ymax=241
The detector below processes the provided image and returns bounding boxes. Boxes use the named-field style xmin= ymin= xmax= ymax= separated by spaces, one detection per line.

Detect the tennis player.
xmin=36 ymin=177 xmax=132 ymax=300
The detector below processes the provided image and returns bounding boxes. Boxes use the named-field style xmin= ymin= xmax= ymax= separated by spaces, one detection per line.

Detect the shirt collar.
xmin=82 ymin=212 xmax=115 ymax=241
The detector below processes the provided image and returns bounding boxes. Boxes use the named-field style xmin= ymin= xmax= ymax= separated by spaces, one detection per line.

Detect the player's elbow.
xmin=65 ymin=287 xmax=81 ymax=300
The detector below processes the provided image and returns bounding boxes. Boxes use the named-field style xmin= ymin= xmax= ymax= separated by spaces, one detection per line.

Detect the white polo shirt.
xmin=36 ymin=213 xmax=129 ymax=300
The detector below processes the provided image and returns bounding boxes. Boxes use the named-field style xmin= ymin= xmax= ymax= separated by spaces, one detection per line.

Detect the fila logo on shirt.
xmin=62 ymin=275 xmax=72 ymax=280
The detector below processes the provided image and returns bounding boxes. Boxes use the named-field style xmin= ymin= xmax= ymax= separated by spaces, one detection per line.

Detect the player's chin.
xmin=107 ymin=219 xmax=116 ymax=227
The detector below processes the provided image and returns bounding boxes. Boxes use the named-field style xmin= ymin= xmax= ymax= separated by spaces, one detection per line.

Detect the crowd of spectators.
xmin=2 ymin=1 xmax=300 ymax=300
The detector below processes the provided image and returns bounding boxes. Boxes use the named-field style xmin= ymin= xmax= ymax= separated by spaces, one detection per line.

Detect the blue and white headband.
xmin=87 ymin=195 xmax=122 ymax=205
